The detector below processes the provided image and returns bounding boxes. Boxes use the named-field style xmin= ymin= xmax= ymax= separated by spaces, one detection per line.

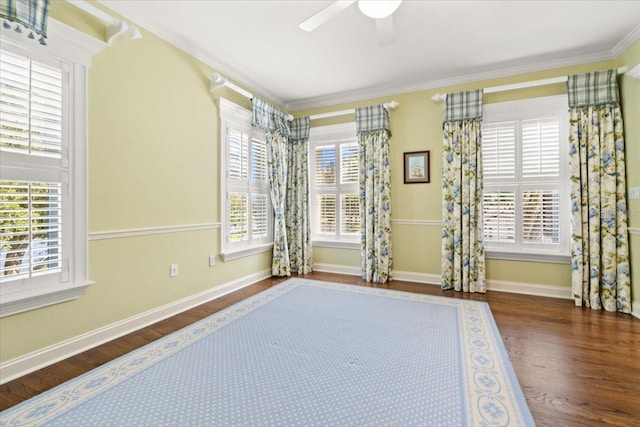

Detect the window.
xmin=309 ymin=123 xmax=360 ymax=247
xmin=0 ymin=21 xmax=104 ymax=317
xmin=481 ymin=95 xmax=569 ymax=262
xmin=219 ymin=98 xmax=272 ymax=260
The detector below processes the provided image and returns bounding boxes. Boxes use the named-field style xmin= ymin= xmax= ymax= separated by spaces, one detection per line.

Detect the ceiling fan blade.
xmin=299 ymin=0 xmax=357 ymax=32
xmin=375 ymin=15 xmax=395 ymax=46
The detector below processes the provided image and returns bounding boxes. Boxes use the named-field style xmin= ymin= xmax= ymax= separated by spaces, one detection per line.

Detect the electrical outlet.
xmin=209 ymin=255 xmax=216 ymax=267
xmin=629 ymin=187 xmax=640 ymax=200
xmin=170 ymin=264 xmax=179 ymax=277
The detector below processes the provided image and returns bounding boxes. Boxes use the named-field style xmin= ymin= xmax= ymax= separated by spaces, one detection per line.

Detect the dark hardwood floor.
xmin=1 ymin=272 xmax=639 ymax=426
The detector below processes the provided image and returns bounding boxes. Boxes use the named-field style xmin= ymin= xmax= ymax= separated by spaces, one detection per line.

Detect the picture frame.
xmin=404 ymin=151 xmax=430 ymax=184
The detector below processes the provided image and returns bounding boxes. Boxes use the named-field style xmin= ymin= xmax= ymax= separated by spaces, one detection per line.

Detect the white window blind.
xmin=0 ymin=19 xmax=99 ymax=317
xmin=309 ymin=123 xmax=360 ymax=244
xmin=0 ymin=181 xmax=62 ymax=282
xmin=481 ymin=95 xmax=569 ymax=259
xmin=482 ymin=190 xmax=515 ymax=243
xmin=1 ymin=48 xmax=66 ymax=286
xmin=482 ymin=121 xmax=515 ymax=179
xmin=0 ymin=49 xmax=63 ymax=158
xmin=219 ymin=98 xmax=272 ymax=258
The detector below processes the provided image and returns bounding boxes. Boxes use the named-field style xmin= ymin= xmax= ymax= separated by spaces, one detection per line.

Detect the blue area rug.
xmin=1 ymin=278 xmax=534 ymax=426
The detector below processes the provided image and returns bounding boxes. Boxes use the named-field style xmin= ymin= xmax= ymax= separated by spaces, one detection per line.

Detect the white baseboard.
xmin=313 ymin=263 xmax=361 ymax=277
xmin=633 ymin=300 xmax=640 ymax=320
xmin=313 ymin=264 xmax=572 ymax=300
xmin=0 ymin=269 xmax=271 ymax=385
xmin=486 ymin=279 xmax=572 ymax=299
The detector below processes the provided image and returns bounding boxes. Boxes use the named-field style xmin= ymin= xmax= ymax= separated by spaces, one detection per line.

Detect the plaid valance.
xmin=444 ymin=90 xmax=483 ymax=122
xmin=356 ymin=104 xmax=391 ymax=135
xmin=1 ymin=0 xmax=49 ymax=45
xmin=289 ymin=116 xmax=310 ymax=142
xmin=251 ymin=97 xmax=290 ymax=137
xmin=567 ymin=69 xmax=619 ymax=107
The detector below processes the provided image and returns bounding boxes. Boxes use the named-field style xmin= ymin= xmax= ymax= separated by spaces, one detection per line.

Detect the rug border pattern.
xmin=0 ymin=278 xmax=533 ymax=426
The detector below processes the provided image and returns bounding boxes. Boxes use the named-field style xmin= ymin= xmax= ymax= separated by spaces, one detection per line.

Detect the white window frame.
xmin=0 ymin=20 xmax=104 ymax=317
xmin=309 ymin=122 xmax=360 ymax=250
xmin=219 ymin=98 xmax=273 ymax=261
xmin=482 ymin=95 xmax=570 ymax=263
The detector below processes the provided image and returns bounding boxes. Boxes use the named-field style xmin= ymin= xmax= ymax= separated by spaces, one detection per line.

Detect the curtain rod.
xmin=430 ymin=66 xmax=629 ymax=102
xmin=210 ymin=73 xmax=295 ymax=121
xmin=66 ymin=0 xmax=142 ymax=45
xmin=210 ymin=72 xmax=399 ymax=121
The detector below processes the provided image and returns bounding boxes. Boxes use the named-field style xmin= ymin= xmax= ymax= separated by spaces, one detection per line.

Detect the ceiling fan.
xmin=299 ymin=0 xmax=403 ymax=46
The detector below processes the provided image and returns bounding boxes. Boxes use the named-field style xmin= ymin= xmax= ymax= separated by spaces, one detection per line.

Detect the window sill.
xmin=0 ymin=280 xmax=93 ymax=318
xmin=485 ymin=250 xmax=570 ymax=264
xmin=220 ymin=243 xmax=273 ymax=262
xmin=313 ymin=240 xmax=360 ymax=250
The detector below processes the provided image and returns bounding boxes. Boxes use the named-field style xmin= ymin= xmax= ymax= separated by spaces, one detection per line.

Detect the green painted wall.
xmin=301 ymin=60 xmax=615 ymax=289
xmin=0 ymin=2 xmax=272 ymax=363
xmin=616 ymin=39 xmax=640 ymax=312
xmin=1 ymin=3 xmax=638 ymax=365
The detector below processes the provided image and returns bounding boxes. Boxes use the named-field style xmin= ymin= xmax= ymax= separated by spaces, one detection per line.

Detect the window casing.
xmin=481 ymin=95 xmax=569 ymax=262
xmin=0 ymin=20 xmax=104 ymax=317
xmin=309 ymin=122 xmax=360 ymax=247
xmin=219 ymin=98 xmax=272 ymax=260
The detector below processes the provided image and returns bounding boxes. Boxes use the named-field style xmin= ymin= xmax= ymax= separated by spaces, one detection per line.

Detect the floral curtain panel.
xmin=567 ymin=70 xmax=631 ymax=313
xmin=251 ymin=97 xmax=291 ymax=276
xmin=1 ymin=0 xmax=49 ymax=44
xmin=355 ymin=105 xmax=393 ymax=283
xmin=286 ymin=116 xmax=313 ymax=274
xmin=441 ymin=90 xmax=486 ymax=293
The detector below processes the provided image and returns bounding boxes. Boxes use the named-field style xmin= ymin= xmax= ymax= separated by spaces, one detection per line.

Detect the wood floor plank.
xmin=1 ymin=272 xmax=639 ymax=426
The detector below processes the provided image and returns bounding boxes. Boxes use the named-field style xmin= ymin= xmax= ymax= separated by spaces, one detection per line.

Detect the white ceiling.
xmin=100 ymin=1 xmax=640 ymax=111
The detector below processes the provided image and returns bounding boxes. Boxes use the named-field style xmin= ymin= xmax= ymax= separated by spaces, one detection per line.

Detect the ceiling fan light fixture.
xmin=358 ymin=0 xmax=402 ymax=19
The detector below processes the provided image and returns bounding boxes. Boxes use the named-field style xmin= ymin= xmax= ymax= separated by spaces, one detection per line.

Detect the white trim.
xmin=392 ymin=270 xmax=441 ymax=285
xmin=312 ymin=240 xmax=359 ymax=250
xmin=220 ymin=243 xmax=272 ymax=262
xmin=313 ymin=263 xmax=361 ymax=277
xmin=486 ymin=251 xmax=570 ymax=264
xmin=0 ymin=19 xmax=106 ymax=67
xmin=286 ymin=51 xmax=613 ymax=111
xmin=486 ymin=279 xmax=572 ymax=299
xmin=88 ymin=223 xmax=221 ymax=241
xmin=312 ymin=265 xmax=572 ymax=300
xmin=629 ymin=227 xmax=640 ymax=236
xmin=0 ymin=269 xmax=271 ymax=384
xmin=391 ymin=219 xmax=442 ymax=226
xmin=0 ymin=281 xmax=93 ymax=318
xmin=610 ymin=23 xmax=640 ymax=57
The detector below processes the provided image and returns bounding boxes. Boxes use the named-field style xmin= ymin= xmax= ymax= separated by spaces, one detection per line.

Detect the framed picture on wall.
xmin=404 ymin=151 xmax=430 ymax=184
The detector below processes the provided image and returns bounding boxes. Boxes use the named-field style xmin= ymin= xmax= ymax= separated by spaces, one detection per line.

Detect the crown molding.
xmin=610 ymin=23 xmax=640 ymax=57
xmin=285 ymin=50 xmax=614 ymax=111
xmin=98 ymin=1 xmax=285 ymax=107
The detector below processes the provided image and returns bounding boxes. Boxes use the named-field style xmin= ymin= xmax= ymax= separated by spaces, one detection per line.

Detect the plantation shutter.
xmin=318 ymin=194 xmax=336 ymax=233
xmin=0 ymin=49 xmax=63 ymax=158
xmin=482 ymin=191 xmax=515 ymax=243
xmin=522 ymin=190 xmax=560 ymax=244
xmin=482 ymin=110 xmax=564 ymax=250
xmin=522 ymin=119 xmax=560 ymax=178
xmin=315 ymin=145 xmax=336 ymax=185
xmin=340 ymin=194 xmax=360 ymax=235
xmin=340 ymin=142 xmax=358 ymax=183
xmin=481 ymin=122 xmax=515 ymax=179
xmin=1 ymin=47 xmax=68 ymax=284
xmin=0 ymin=181 xmax=63 ymax=281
